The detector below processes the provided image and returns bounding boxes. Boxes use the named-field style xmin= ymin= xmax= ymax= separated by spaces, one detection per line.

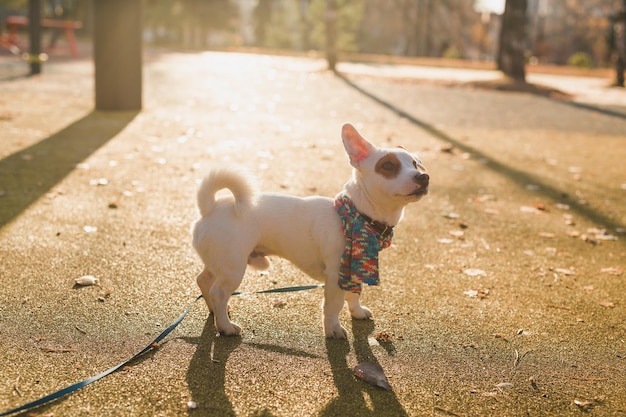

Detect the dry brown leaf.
xmin=464 ymin=289 xmax=490 ymax=299
xmin=464 ymin=268 xmax=486 ymax=277
xmin=574 ymin=399 xmax=598 ymax=411
xmin=449 ymin=230 xmax=465 ymax=238
xmin=520 ymin=205 xmax=541 ymax=214
xmin=373 ymin=330 xmax=394 ymax=342
xmin=476 ymin=194 xmax=496 ymax=203
xmin=600 ymin=267 xmax=623 ymax=276
xmin=353 ymin=363 xmax=392 ymax=390
xmin=74 ymin=275 xmax=99 ymax=286
xmin=599 ymin=301 xmax=615 ymax=308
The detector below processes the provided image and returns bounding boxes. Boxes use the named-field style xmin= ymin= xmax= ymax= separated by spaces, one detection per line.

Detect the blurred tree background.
xmin=1 ymin=0 xmax=625 ymax=70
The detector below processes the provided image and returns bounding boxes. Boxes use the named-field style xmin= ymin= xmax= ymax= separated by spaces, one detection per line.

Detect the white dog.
xmin=192 ymin=124 xmax=429 ymax=338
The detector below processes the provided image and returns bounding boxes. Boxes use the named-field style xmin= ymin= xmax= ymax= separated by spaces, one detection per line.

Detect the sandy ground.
xmin=1 ymin=51 xmax=625 ymax=416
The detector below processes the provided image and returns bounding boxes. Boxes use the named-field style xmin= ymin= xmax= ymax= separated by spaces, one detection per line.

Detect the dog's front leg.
xmin=323 ymin=283 xmax=348 ymax=338
xmin=345 ymin=291 xmax=372 ymax=320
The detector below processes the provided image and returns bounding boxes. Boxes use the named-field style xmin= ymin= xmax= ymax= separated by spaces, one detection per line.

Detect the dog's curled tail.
xmin=197 ymin=169 xmax=256 ymax=217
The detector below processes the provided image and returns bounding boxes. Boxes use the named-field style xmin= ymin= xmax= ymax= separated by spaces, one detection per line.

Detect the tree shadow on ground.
xmin=0 ymin=110 xmax=137 ymax=229
xmin=466 ymin=77 xmax=626 ymax=120
xmin=336 ymin=73 xmax=626 ymax=237
xmin=320 ymin=319 xmax=408 ymax=417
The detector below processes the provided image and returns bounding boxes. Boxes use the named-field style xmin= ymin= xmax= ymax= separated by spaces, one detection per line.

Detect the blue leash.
xmin=0 ymin=284 xmax=323 ymax=416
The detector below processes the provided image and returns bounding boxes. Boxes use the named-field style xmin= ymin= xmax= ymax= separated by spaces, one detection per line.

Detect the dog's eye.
xmin=413 ymin=160 xmax=419 ymax=169
xmin=381 ymin=161 xmax=395 ymax=171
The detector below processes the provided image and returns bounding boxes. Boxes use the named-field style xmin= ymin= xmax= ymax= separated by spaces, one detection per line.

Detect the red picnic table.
xmin=4 ymin=15 xmax=82 ymax=57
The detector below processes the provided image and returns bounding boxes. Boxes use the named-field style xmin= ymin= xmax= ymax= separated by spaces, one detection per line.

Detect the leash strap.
xmin=1 ymin=284 xmax=323 ymax=416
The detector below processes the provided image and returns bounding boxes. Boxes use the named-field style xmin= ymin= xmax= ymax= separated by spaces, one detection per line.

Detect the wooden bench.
xmin=5 ymin=15 xmax=83 ymax=57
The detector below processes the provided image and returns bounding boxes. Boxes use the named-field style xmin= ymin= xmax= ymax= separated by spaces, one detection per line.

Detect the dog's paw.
xmin=217 ymin=322 xmax=242 ymax=337
xmin=325 ymin=323 xmax=348 ymax=339
xmin=350 ymin=306 xmax=373 ymax=320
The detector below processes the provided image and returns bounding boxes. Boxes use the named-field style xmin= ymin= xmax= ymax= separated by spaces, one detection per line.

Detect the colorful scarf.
xmin=334 ymin=193 xmax=393 ymax=293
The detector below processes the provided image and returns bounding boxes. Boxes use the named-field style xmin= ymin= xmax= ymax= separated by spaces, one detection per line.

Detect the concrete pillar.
xmin=94 ymin=0 xmax=142 ymax=110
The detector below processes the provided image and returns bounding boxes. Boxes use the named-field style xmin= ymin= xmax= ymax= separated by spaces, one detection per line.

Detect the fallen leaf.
xmin=464 ymin=290 xmax=478 ymax=297
xmin=373 ymin=331 xmax=394 ymax=342
xmin=437 ymin=238 xmax=454 ymax=244
xmin=464 ymin=289 xmax=489 ymax=299
xmin=554 ymin=268 xmax=575 ymax=276
xmin=439 ymin=145 xmax=455 ymax=154
xmin=594 ymin=233 xmax=618 ymax=241
xmin=463 ymin=268 xmax=486 ymax=277
xmin=476 ymin=194 xmax=496 ymax=203
xmin=574 ymin=399 xmax=595 ymax=411
xmin=449 ymin=230 xmax=465 ymax=238
xmin=89 ymin=178 xmax=109 ymax=186
xmin=443 ymin=212 xmax=460 ymax=219
xmin=600 ymin=267 xmax=623 ymax=276
xmin=599 ymin=301 xmax=615 ymax=308
xmin=539 ymin=232 xmax=555 ymax=238
xmin=353 ymin=363 xmax=392 ymax=390
xmin=40 ymin=346 xmax=77 ymax=353
xmin=520 ymin=205 xmax=541 ymax=214
xmin=74 ymin=275 xmax=99 ymax=286
xmin=581 ymin=235 xmax=599 ymax=245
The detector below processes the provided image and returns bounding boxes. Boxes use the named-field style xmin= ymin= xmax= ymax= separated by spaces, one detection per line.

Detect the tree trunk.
xmin=28 ymin=0 xmax=42 ymax=75
xmin=615 ymin=0 xmax=626 ymax=86
xmin=325 ymin=0 xmax=337 ymax=72
xmin=497 ymin=0 xmax=528 ymax=81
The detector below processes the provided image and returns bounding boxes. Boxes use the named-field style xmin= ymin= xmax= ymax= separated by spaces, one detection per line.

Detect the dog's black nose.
xmin=415 ymin=173 xmax=429 ymax=186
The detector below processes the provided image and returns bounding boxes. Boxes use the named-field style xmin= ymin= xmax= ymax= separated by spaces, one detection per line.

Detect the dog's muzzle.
xmin=415 ymin=173 xmax=429 ymax=187
xmin=410 ymin=173 xmax=429 ymax=196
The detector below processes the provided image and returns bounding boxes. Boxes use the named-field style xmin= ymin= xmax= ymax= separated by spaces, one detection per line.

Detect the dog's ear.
xmin=342 ymin=124 xmax=374 ymax=168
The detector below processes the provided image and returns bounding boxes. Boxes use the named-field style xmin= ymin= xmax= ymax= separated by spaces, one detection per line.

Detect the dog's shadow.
xmin=320 ymin=319 xmax=409 ymax=417
xmin=184 ymin=318 xmax=242 ymax=416
xmin=184 ymin=316 xmax=407 ymax=416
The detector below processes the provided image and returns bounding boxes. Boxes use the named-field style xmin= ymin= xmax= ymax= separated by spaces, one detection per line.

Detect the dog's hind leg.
xmin=210 ymin=267 xmax=246 ymax=336
xmin=196 ymin=267 xmax=216 ymax=313
xmin=345 ymin=292 xmax=372 ymax=320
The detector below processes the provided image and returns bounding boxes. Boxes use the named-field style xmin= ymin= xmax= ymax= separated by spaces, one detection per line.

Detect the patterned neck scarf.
xmin=334 ymin=193 xmax=394 ymax=293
